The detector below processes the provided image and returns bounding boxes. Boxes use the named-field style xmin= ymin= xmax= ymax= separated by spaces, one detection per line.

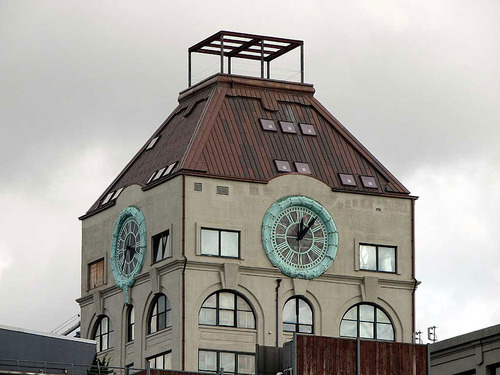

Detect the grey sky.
xmin=0 ymin=0 xmax=498 ymax=341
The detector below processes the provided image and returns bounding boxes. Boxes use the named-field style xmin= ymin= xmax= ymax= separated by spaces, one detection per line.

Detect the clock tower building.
xmin=78 ymin=32 xmax=418 ymax=374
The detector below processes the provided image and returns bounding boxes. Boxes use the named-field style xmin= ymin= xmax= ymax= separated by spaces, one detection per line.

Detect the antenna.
xmin=427 ymin=326 xmax=438 ymax=343
xmin=413 ymin=330 xmax=423 ymax=344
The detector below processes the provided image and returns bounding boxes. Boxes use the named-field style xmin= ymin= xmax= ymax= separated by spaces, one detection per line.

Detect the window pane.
xmin=221 ymin=231 xmax=239 ymax=257
xmin=102 ymin=333 xmax=108 ymax=350
xmin=201 ymin=229 xmax=219 ymax=255
xmin=155 ymin=240 xmax=163 ymax=262
xmin=203 ymin=294 xmax=217 ymax=308
xmin=238 ymin=354 xmax=255 ymax=374
xmin=220 ymin=352 xmax=235 ymax=372
xmin=360 ymin=245 xmax=376 ymax=270
xmin=283 ymin=299 xmax=297 ymax=324
xmin=377 ymin=309 xmax=391 ymax=324
xmin=219 ymin=310 xmax=235 ymax=326
xmin=377 ymin=323 xmax=394 ymax=340
xmin=158 ymin=295 xmax=166 ymax=312
xmin=299 ymin=324 xmax=312 ymax=333
xmin=164 ymin=353 xmax=172 ymax=369
xmin=156 ymin=355 xmax=164 ymax=369
xmin=344 ymin=307 xmax=357 ymax=320
xmin=150 ymin=315 xmax=157 ymax=333
xmin=283 ymin=323 xmax=296 ymax=332
xmin=340 ymin=320 xmax=357 ymax=337
xmin=164 ymin=234 xmax=171 ymax=258
xmin=237 ymin=296 xmax=251 ymax=311
xmin=378 ymin=247 xmax=396 ymax=272
xmin=360 ymin=322 xmax=374 ymax=338
xmin=199 ymin=308 xmax=217 ymax=325
xmin=237 ymin=311 xmax=255 ymax=329
xmin=148 ymin=358 xmax=155 ymax=369
xmin=199 ymin=351 xmax=217 ymax=371
xmin=158 ymin=312 xmax=166 ymax=330
xmin=359 ymin=304 xmax=375 ymax=322
xmin=298 ymin=299 xmax=312 ymax=324
xmin=219 ymin=293 xmax=235 ymax=309
xmin=166 ymin=311 xmax=171 ymax=328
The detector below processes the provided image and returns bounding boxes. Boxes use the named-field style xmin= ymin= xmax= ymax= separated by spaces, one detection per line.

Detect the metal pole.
xmin=261 ymin=39 xmax=264 ymax=79
xmin=188 ymin=52 xmax=192 ymax=87
xmin=228 ymin=57 xmax=231 ymax=75
xmin=267 ymin=61 xmax=270 ymax=79
xmin=427 ymin=344 xmax=431 ymax=375
xmin=300 ymin=43 xmax=304 ymax=83
xmin=275 ymin=278 xmax=282 ymax=347
xmin=220 ymin=35 xmax=224 ymax=74
xmin=356 ymin=338 xmax=361 ymax=375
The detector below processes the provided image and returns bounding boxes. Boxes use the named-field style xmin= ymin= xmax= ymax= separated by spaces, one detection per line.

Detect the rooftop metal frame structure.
xmin=188 ymin=30 xmax=304 ymax=86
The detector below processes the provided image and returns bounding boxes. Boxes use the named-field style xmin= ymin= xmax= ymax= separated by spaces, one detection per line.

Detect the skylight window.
xmin=153 ymin=167 xmax=166 ymax=181
xmin=299 ymin=123 xmax=317 ymax=136
xmin=275 ymin=160 xmax=291 ymax=172
xmin=260 ymin=119 xmax=277 ymax=132
xmin=163 ymin=162 xmax=176 ymax=177
xmin=339 ymin=173 xmax=357 ymax=187
xmin=360 ymin=176 xmax=378 ymax=189
xmin=112 ymin=187 xmax=124 ymax=200
xmin=147 ymin=172 xmax=156 ymax=184
xmin=294 ymin=162 xmax=311 ymax=174
xmin=279 ymin=121 xmax=296 ymax=134
xmin=101 ymin=192 xmax=113 ymax=205
xmin=146 ymin=136 xmax=160 ymax=151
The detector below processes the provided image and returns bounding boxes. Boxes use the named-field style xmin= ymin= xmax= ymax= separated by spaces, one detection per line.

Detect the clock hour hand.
xmin=297 ymin=217 xmax=317 ymax=240
xmin=297 ymin=218 xmax=304 ymax=239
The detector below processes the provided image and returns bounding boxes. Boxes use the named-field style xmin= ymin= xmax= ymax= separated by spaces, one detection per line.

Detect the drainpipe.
xmin=275 ymin=279 xmax=282 ymax=347
xmin=411 ymin=199 xmax=417 ymax=336
xmin=182 ymin=174 xmax=187 ymax=370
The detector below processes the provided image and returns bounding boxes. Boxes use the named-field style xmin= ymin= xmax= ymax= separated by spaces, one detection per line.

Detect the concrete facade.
xmin=430 ymin=324 xmax=500 ymax=375
xmin=78 ymin=172 xmax=416 ymax=372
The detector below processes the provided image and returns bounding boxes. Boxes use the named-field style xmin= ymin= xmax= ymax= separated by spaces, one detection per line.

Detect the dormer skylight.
xmin=147 ymin=162 xmax=178 ymax=185
xmin=361 ymin=176 xmax=378 ymax=189
xmin=294 ymin=162 xmax=311 ymax=174
xmin=101 ymin=192 xmax=114 ymax=205
xmin=299 ymin=123 xmax=317 ymax=136
xmin=275 ymin=160 xmax=291 ymax=172
xmin=260 ymin=119 xmax=277 ymax=131
xmin=153 ymin=167 xmax=166 ymax=181
xmin=146 ymin=136 xmax=160 ymax=150
xmin=112 ymin=187 xmax=124 ymax=200
xmin=280 ymin=121 xmax=296 ymax=134
xmin=339 ymin=173 xmax=357 ymax=187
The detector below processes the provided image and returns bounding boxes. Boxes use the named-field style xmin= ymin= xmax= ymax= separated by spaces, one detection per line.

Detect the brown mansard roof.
xmin=83 ymin=74 xmax=411 ymax=217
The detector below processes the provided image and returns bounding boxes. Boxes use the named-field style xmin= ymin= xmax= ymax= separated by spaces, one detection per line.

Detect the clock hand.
xmin=297 ymin=218 xmax=304 ymax=239
xmin=298 ymin=217 xmax=317 ymax=240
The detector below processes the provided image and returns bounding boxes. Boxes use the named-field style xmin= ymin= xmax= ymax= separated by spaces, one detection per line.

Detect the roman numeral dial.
xmin=262 ymin=196 xmax=339 ymax=280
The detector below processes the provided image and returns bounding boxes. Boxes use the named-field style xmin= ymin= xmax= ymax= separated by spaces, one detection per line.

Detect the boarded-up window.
xmin=89 ymin=259 xmax=104 ymax=289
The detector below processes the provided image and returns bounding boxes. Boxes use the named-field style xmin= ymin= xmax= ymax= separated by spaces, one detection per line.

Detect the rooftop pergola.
xmin=188 ymin=30 xmax=304 ymax=86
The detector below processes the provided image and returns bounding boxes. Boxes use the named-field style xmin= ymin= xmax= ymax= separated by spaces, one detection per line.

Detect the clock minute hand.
xmin=298 ymin=217 xmax=317 ymax=240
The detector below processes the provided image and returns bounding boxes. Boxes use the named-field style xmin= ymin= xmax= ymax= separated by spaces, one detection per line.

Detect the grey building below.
xmin=430 ymin=324 xmax=500 ymax=375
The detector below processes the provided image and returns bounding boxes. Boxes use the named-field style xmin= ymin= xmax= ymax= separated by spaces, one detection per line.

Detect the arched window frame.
xmin=282 ymin=296 xmax=314 ymax=334
xmin=339 ymin=303 xmax=395 ymax=341
xmin=199 ymin=290 xmax=256 ymax=329
xmin=148 ymin=293 xmax=172 ymax=334
xmin=127 ymin=305 xmax=134 ymax=342
xmin=92 ymin=315 xmax=113 ymax=352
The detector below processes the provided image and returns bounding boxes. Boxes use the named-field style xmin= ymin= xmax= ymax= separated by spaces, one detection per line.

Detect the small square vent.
xmin=275 ymin=160 xmax=292 ymax=172
xmin=339 ymin=173 xmax=357 ymax=186
xmin=216 ymin=186 xmax=229 ymax=195
xmin=279 ymin=121 xmax=297 ymax=134
xmin=299 ymin=123 xmax=317 ymax=136
xmin=194 ymin=182 xmax=203 ymax=191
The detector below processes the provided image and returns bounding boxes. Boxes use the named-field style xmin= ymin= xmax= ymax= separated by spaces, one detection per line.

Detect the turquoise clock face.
xmin=262 ymin=196 xmax=338 ymax=279
xmin=110 ymin=206 xmax=147 ymax=303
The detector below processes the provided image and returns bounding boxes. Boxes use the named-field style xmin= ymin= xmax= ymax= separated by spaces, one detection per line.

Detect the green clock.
xmin=262 ymin=196 xmax=338 ymax=279
xmin=110 ymin=206 xmax=147 ymax=303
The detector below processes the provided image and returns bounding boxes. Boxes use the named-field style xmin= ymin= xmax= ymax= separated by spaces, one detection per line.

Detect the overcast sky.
xmin=1 ymin=0 xmax=498 ymax=342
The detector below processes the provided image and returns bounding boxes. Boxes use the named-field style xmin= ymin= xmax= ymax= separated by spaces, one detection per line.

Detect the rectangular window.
xmin=88 ymin=259 xmax=104 ymax=289
xmin=147 ymin=351 xmax=171 ymax=370
xmin=153 ymin=230 xmax=171 ymax=263
xmin=199 ymin=350 xmax=255 ymax=374
xmin=201 ymin=228 xmax=240 ymax=258
xmin=359 ymin=244 xmax=396 ymax=273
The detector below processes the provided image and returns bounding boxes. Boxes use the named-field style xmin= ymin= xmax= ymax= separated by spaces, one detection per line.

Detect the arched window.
xmin=148 ymin=294 xmax=172 ymax=334
xmin=127 ymin=306 xmax=134 ymax=342
xmin=92 ymin=315 xmax=113 ymax=352
xmin=283 ymin=297 xmax=313 ymax=333
xmin=340 ymin=303 xmax=394 ymax=341
xmin=199 ymin=291 xmax=255 ymax=329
